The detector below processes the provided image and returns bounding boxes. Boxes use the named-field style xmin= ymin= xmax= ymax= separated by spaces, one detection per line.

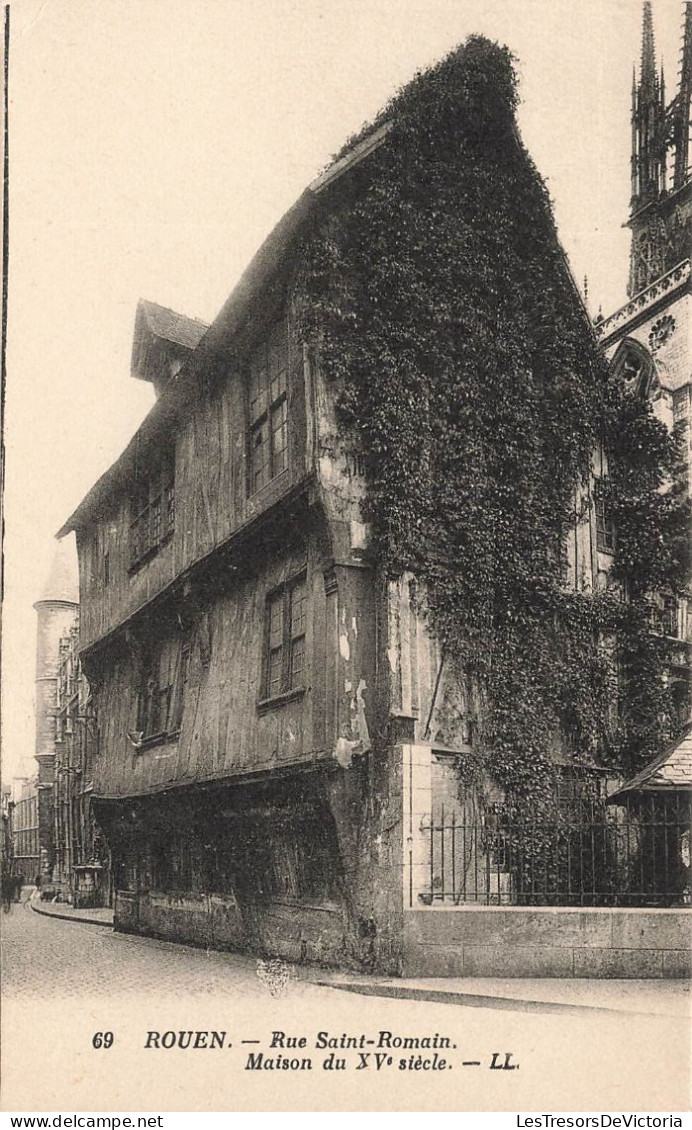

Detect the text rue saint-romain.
xmin=143 ymin=1030 xmax=519 ymax=1072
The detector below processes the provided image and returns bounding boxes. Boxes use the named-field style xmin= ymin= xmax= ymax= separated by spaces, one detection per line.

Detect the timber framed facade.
xmin=59 ymin=246 xmax=404 ymax=967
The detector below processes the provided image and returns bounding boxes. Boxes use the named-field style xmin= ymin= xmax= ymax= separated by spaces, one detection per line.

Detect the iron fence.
xmin=418 ymin=794 xmax=691 ymax=908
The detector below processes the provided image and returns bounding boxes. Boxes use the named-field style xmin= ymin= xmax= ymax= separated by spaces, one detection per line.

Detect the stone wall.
xmin=114 ymin=889 xmax=349 ymax=966
xmin=403 ymin=906 xmax=692 ymax=978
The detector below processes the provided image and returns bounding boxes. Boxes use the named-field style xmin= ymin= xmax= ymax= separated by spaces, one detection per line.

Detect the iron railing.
xmin=418 ymin=794 xmax=691 ymax=908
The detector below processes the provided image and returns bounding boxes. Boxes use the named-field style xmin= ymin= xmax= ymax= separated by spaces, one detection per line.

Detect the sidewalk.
xmin=26 ymin=894 xmax=690 ymax=1018
xmin=30 ymin=892 xmax=114 ymax=927
xmin=313 ymin=969 xmax=691 ymax=1018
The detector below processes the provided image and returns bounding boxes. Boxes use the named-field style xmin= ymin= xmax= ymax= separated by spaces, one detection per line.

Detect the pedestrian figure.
xmin=680 ymin=830 xmax=690 ymax=906
xmin=1 ymin=874 xmax=15 ymax=913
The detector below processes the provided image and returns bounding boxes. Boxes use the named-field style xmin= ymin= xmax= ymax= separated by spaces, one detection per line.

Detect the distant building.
xmin=607 ymin=724 xmax=692 ymax=906
xmin=33 ymin=540 xmax=79 ymax=886
xmin=53 ymin=609 xmax=110 ymax=907
xmin=9 ymin=778 xmax=39 ymax=882
xmin=1 ymin=785 xmax=14 ymax=877
xmin=596 ymin=0 xmax=691 ymax=724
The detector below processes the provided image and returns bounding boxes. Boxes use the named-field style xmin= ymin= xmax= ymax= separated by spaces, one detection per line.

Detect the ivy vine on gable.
xmin=295 ymin=36 xmax=690 ymax=797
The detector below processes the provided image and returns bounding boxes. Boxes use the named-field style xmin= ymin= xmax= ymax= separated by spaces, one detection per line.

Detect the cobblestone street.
xmin=2 ymin=899 xmax=689 ymax=1112
xmin=2 ymin=898 xmax=315 ymax=1000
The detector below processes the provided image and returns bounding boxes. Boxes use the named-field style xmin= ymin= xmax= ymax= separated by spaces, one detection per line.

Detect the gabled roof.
xmin=131 ymin=300 xmax=209 ymax=384
xmin=57 ymin=123 xmax=393 ymax=539
xmin=607 ymin=722 xmax=692 ymax=801
xmin=137 ymin=300 xmax=208 ymax=351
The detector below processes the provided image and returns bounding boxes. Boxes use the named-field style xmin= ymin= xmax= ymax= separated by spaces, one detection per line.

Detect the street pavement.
xmin=25 ymin=891 xmax=692 ymax=1019
xmin=29 ymin=893 xmax=114 ymax=927
xmin=1 ymin=899 xmax=690 ymax=1112
xmin=4 ymin=896 xmax=289 ymax=999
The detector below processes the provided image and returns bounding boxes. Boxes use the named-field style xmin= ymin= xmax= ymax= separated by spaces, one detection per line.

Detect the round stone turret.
xmin=33 ymin=538 xmax=79 ymax=767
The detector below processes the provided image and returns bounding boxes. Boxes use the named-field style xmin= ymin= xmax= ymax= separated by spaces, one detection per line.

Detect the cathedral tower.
xmin=628 ymin=1 xmax=691 ymax=296
xmin=596 ymin=2 xmax=691 ymax=727
xmin=33 ymin=538 xmax=79 ymax=880
xmin=597 ymin=3 xmax=691 ymax=483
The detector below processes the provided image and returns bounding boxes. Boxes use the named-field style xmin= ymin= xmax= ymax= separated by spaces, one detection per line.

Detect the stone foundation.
xmin=114 ymin=889 xmax=348 ymax=966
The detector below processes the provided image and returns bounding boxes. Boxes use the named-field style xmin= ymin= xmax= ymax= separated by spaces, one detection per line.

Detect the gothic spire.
xmin=640 ymin=1 xmax=657 ymax=97
xmin=631 ymin=1 xmax=665 ymax=212
xmin=627 ymin=3 xmax=692 ymax=297
xmin=672 ymin=1 xmax=692 ymax=188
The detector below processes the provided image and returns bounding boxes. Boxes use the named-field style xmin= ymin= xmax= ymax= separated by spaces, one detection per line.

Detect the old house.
xmin=59 ymin=29 xmax=690 ymax=976
xmin=7 ymin=779 xmax=38 ymax=884
xmin=606 ymin=723 xmax=692 ymax=907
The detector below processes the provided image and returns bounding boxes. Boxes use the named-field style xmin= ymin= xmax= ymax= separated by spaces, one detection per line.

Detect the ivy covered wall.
xmin=295 ymin=37 xmax=690 ymax=803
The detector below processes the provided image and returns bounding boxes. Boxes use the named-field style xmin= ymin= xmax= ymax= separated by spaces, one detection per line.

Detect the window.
xmin=130 ymin=449 xmax=175 ymax=569
xmin=661 ymin=596 xmax=679 ymax=638
xmin=594 ymin=478 xmax=615 ymax=554
xmin=239 ymin=810 xmax=340 ymax=902
xmin=650 ymin=595 xmax=679 ymax=638
xmin=165 ymin=478 xmax=175 ymax=536
xmin=262 ymin=574 xmax=307 ymax=701
xmin=610 ymin=339 xmax=655 ymax=399
xmin=103 ymin=550 xmax=110 ymax=587
xmin=649 ymin=314 xmax=676 ymax=354
xmin=248 ymin=323 xmax=288 ymax=495
xmin=136 ymin=633 xmax=188 ymax=742
xmin=169 ymin=638 xmax=190 ymax=732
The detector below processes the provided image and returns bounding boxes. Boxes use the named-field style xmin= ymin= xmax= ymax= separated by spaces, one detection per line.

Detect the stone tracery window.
xmin=610 ymin=338 xmax=655 ymax=399
xmin=648 ymin=314 xmax=676 ymax=353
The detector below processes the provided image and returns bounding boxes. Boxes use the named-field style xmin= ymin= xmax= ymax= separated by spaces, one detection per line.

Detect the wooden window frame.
xmin=169 ymin=638 xmax=191 ymax=734
xmin=129 ymin=449 xmax=176 ymax=571
xmin=660 ymin=595 xmax=679 ymax=638
xmin=259 ymin=572 xmax=307 ymax=707
xmin=248 ymin=323 xmax=289 ymax=497
xmin=135 ymin=632 xmax=189 ymax=746
xmin=650 ymin=594 xmax=679 ymax=639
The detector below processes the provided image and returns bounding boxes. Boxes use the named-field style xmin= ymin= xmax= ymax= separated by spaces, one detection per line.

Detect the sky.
xmin=1 ymin=0 xmax=686 ymax=783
